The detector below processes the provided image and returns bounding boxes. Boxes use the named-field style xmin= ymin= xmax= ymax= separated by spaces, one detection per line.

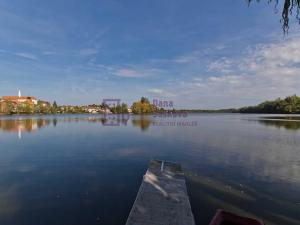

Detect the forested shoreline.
xmin=239 ymin=95 xmax=300 ymax=114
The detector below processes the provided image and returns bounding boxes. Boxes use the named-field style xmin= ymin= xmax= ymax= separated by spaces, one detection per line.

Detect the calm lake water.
xmin=0 ymin=114 xmax=299 ymax=225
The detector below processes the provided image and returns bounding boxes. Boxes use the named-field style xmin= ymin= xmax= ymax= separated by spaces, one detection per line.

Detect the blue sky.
xmin=0 ymin=0 xmax=299 ymax=108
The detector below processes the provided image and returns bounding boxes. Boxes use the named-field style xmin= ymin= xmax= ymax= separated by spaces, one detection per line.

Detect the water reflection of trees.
xmin=258 ymin=119 xmax=300 ymax=131
xmin=0 ymin=115 xmax=154 ymax=135
xmin=132 ymin=116 xmax=152 ymax=131
xmin=261 ymin=116 xmax=300 ymax=121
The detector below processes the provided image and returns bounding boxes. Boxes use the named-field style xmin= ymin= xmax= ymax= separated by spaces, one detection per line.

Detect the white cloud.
xmin=207 ymin=57 xmax=234 ymax=73
xmin=15 ymin=52 xmax=38 ymax=60
xmin=113 ymin=68 xmax=162 ymax=78
xmin=171 ymin=36 xmax=300 ymax=108
xmin=149 ymin=51 xmax=204 ymax=65
xmin=207 ymin=75 xmax=242 ymax=85
xmin=114 ymin=69 xmax=141 ymax=78
xmin=147 ymin=88 xmax=163 ymax=94
xmin=146 ymin=88 xmax=175 ymax=98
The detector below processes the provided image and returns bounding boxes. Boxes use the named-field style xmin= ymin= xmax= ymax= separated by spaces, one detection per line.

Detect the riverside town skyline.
xmin=1 ymin=90 xmax=300 ymax=115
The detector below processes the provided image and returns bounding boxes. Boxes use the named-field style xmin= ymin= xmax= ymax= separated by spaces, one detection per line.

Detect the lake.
xmin=0 ymin=113 xmax=299 ymax=225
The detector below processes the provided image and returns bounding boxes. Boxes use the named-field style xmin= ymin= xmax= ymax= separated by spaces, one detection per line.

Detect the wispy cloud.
xmin=167 ymin=36 xmax=300 ymax=108
xmin=15 ymin=52 xmax=38 ymax=60
xmin=147 ymin=88 xmax=163 ymax=94
xmin=113 ymin=69 xmax=142 ymax=78
xmin=207 ymin=57 xmax=234 ymax=73
xmin=113 ymin=67 xmax=162 ymax=78
xmin=172 ymin=53 xmax=200 ymax=64
xmin=146 ymin=88 xmax=175 ymax=98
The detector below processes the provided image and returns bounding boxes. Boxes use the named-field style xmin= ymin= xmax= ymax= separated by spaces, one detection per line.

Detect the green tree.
xmin=51 ymin=101 xmax=58 ymax=114
xmin=17 ymin=102 xmax=34 ymax=114
xmin=110 ymin=102 xmax=128 ymax=114
xmin=121 ymin=103 xmax=128 ymax=113
xmin=131 ymin=97 xmax=157 ymax=114
xmin=141 ymin=97 xmax=150 ymax=104
xmin=0 ymin=101 xmax=14 ymax=114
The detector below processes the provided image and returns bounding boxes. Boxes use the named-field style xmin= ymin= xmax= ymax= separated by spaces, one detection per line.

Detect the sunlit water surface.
xmin=0 ymin=114 xmax=299 ymax=225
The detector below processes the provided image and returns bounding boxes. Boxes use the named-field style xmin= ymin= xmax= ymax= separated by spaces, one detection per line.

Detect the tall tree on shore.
xmin=140 ymin=97 xmax=150 ymax=104
xmin=248 ymin=0 xmax=300 ymax=33
xmin=131 ymin=97 xmax=157 ymax=114
xmin=52 ymin=101 xmax=58 ymax=114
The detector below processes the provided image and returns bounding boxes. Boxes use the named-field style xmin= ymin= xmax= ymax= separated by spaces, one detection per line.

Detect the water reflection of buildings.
xmin=0 ymin=116 xmax=133 ymax=139
xmin=0 ymin=116 xmax=154 ymax=139
xmin=0 ymin=119 xmax=52 ymax=139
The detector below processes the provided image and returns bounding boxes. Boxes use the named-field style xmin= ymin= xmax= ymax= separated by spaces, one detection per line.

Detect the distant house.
xmin=87 ymin=108 xmax=99 ymax=114
xmin=1 ymin=96 xmax=38 ymax=105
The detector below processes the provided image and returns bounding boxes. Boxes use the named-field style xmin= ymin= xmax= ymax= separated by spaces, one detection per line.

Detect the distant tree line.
xmin=110 ymin=103 xmax=128 ymax=114
xmin=239 ymin=95 xmax=300 ymax=114
xmin=1 ymin=95 xmax=300 ymax=115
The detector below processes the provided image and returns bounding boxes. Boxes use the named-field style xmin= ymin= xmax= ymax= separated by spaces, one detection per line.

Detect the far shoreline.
xmin=1 ymin=112 xmax=300 ymax=117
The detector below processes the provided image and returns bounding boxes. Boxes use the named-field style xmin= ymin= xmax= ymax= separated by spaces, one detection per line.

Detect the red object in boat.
xmin=209 ymin=209 xmax=264 ymax=225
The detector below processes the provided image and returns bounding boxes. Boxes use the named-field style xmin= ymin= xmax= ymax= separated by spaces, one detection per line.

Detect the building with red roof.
xmin=1 ymin=90 xmax=38 ymax=105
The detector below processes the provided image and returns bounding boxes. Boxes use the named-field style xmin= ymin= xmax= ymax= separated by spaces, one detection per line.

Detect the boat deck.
xmin=126 ymin=160 xmax=195 ymax=225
